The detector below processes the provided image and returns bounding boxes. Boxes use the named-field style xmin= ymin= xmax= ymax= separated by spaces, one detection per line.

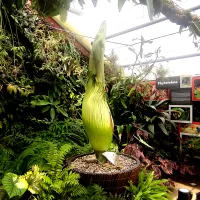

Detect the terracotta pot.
xmin=69 ymin=153 xmax=140 ymax=194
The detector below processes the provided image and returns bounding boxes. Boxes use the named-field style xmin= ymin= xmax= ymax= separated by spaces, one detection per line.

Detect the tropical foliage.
xmin=125 ymin=170 xmax=170 ymax=200
xmin=0 ymin=0 xmax=200 ymax=199
xmin=0 ymin=5 xmax=92 ymax=200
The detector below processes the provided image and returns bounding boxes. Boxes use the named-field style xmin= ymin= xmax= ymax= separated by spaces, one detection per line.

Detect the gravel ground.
xmin=71 ymin=154 xmax=137 ymax=174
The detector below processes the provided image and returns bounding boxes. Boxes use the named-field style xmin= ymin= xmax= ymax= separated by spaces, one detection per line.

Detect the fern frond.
xmin=125 ymin=170 xmax=170 ymax=200
xmin=107 ymin=193 xmax=126 ymax=200
xmin=74 ymin=184 xmax=107 ymax=200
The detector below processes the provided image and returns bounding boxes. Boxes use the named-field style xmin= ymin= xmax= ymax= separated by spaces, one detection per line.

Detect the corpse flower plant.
xmin=82 ymin=21 xmax=115 ymax=163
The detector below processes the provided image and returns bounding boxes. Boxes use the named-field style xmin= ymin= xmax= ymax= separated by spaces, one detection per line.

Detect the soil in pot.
xmin=70 ymin=153 xmax=140 ymax=194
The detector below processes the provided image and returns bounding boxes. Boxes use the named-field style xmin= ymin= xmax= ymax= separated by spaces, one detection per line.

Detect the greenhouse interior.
xmin=1 ymin=0 xmax=200 ymax=199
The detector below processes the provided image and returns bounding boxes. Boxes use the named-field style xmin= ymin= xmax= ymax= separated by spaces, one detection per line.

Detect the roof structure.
xmin=63 ymin=0 xmax=200 ymax=76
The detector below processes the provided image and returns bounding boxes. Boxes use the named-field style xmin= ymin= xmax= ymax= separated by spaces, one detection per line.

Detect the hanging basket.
xmin=68 ymin=153 xmax=140 ymax=194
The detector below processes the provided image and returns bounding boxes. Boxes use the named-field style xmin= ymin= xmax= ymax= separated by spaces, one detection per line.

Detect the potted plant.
xmin=69 ymin=21 xmax=140 ymax=194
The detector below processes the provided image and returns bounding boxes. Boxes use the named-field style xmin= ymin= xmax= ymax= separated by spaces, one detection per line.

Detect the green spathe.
xmin=82 ymin=21 xmax=114 ymax=156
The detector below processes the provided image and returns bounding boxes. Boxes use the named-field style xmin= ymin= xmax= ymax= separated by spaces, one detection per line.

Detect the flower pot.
xmin=68 ymin=153 xmax=140 ymax=194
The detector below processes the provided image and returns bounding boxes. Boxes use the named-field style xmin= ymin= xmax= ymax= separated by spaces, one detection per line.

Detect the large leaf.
xmin=48 ymin=91 xmax=54 ymax=103
xmin=146 ymin=0 xmax=154 ymax=21
xmin=56 ymin=107 xmax=68 ymax=117
xmin=31 ymin=0 xmax=70 ymax=17
xmin=157 ymin=116 xmax=165 ymax=124
xmin=154 ymin=99 xmax=169 ymax=108
xmin=166 ymin=119 xmax=177 ymax=129
xmin=161 ymin=111 xmax=170 ymax=120
xmin=148 ymin=93 xmax=155 ymax=106
xmin=149 ymin=105 xmax=156 ymax=111
xmin=2 ymin=173 xmax=28 ymax=199
xmin=148 ymin=124 xmax=154 ymax=134
xmin=53 ymin=99 xmax=60 ymax=106
xmin=118 ymin=0 xmax=126 ymax=12
xmin=24 ymin=166 xmax=45 ymax=195
xmin=31 ymin=100 xmax=51 ymax=106
xmin=158 ymin=123 xmax=168 ymax=135
xmin=3 ymin=0 xmax=26 ymax=11
xmin=41 ymin=106 xmax=50 ymax=113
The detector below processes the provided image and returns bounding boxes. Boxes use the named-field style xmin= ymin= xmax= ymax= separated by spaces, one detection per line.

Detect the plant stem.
xmin=95 ymin=151 xmax=107 ymax=164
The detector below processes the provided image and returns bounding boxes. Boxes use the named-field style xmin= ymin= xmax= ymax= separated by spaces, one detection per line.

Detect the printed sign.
xmin=156 ymin=76 xmax=180 ymax=89
xmin=170 ymin=88 xmax=192 ymax=105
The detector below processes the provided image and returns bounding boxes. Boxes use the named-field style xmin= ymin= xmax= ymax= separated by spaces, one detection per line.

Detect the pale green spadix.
xmin=82 ymin=21 xmax=114 ymax=161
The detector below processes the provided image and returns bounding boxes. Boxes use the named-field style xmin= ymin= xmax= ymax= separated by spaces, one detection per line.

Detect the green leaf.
xmin=31 ymin=100 xmax=51 ymax=106
xmin=50 ymin=107 xmax=55 ymax=120
xmin=121 ymin=99 xmax=127 ymax=109
xmin=69 ymin=76 xmax=78 ymax=87
xmin=128 ymin=87 xmax=135 ymax=97
xmin=134 ymin=135 xmax=154 ymax=149
xmin=131 ymin=113 xmax=137 ymax=122
xmin=146 ymin=0 xmax=154 ymax=21
xmin=150 ymin=105 xmax=156 ymax=111
xmin=117 ymin=125 xmax=124 ymax=134
xmin=154 ymin=99 xmax=169 ymax=108
xmin=157 ymin=116 xmax=165 ymax=124
xmin=118 ymin=0 xmax=126 ymax=12
xmin=25 ymin=166 xmax=45 ymax=195
xmin=145 ymin=116 xmax=151 ymax=122
xmin=166 ymin=119 xmax=176 ymax=129
xmin=148 ymin=124 xmax=154 ymax=134
xmin=56 ymin=107 xmax=68 ymax=117
xmin=161 ymin=111 xmax=170 ymax=120
xmin=126 ymin=124 xmax=132 ymax=134
xmin=158 ymin=123 xmax=168 ymax=135
xmin=148 ymin=93 xmax=155 ymax=106
xmin=48 ymin=91 xmax=54 ymax=103
xmin=53 ymin=99 xmax=60 ymax=106
xmin=2 ymin=173 xmax=28 ymax=199
xmin=41 ymin=106 xmax=50 ymax=113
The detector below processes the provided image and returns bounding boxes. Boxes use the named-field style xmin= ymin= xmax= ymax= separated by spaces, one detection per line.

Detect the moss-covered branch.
xmin=139 ymin=0 xmax=200 ymax=36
